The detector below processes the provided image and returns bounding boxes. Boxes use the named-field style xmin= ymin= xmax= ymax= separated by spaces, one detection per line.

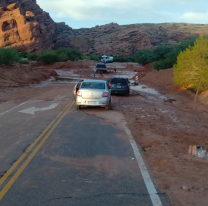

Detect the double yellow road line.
xmin=0 ymin=101 xmax=74 ymax=201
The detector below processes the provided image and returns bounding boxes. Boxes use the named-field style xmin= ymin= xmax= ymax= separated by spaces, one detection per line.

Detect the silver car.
xmin=73 ymin=79 xmax=111 ymax=110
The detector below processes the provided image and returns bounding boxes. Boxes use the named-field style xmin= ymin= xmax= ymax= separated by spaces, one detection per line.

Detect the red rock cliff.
xmin=0 ymin=0 xmax=72 ymax=52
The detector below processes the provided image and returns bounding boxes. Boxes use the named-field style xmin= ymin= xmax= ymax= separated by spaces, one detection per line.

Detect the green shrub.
xmin=0 ymin=48 xmax=20 ymax=65
xmin=56 ymin=52 xmax=68 ymax=62
xmin=130 ymin=37 xmax=197 ymax=69
xmin=37 ymin=51 xmax=59 ymax=64
xmin=55 ymin=48 xmax=83 ymax=61
xmin=20 ymin=51 xmax=29 ymax=58
xmin=149 ymin=46 xmax=174 ymax=62
xmin=126 ymin=56 xmax=134 ymax=62
xmin=88 ymin=54 xmax=100 ymax=61
xmin=113 ymin=56 xmax=128 ymax=62
xmin=68 ymin=49 xmax=83 ymax=61
xmin=27 ymin=53 xmax=37 ymax=60
xmin=153 ymin=57 xmax=176 ymax=71
xmin=19 ymin=59 xmax=29 ymax=64
xmin=132 ymin=50 xmax=152 ymax=65
xmin=83 ymin=55 xmax=90 ymax=60
xmin=37 ymin=48 xmax=83 ymax=64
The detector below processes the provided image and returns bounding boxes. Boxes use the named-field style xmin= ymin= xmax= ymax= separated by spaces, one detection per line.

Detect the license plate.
xmin=88 ymin=101 xmax=97 ymax=105
xmin=117 ymin=86 xmax=121 ymax=88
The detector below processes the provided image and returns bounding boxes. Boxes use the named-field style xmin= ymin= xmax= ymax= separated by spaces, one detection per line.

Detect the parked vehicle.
xmin=95 ymin=62 xmax=107 ymax=72
xmin=101 ymin=55 xmax=113 ymax=63
xmin=109 ymin=77 xmax=130 ymax=95
xmin=73 ymin=79 xmax=111 ymax=110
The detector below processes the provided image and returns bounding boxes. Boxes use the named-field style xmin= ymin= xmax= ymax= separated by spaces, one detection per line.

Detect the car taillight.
xmin=102 ymin=92 xmax=109 ymax=97
xmin=109 ymin=83 xmax=112 ymax=87
xmin=126 ymin=84 xmax=129 ymax=87
xmin=77 ymin=90 xmax=82 ymax=97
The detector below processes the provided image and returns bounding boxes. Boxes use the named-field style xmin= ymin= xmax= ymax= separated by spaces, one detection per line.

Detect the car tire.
xmin=126 ymin=92 xmax=130 ymax=96
xmin=76 ymin=105 xmax=81 ymax=110
xmin=105 ymin=105 xmax=109 ymax=110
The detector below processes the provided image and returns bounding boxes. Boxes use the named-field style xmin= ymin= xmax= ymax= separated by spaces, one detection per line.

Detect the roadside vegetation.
xmin=0 ymin=48 xmax=83 ymax=65
xmin=173 ymin=36 xmax=208 ymax=109
xmin=37 ymin=48 xmax=83 ymax=64
xmin=83 ymin=54 xmax=101 ymax=61
xmin=0 ymin=48 xmax=20 ymax=65
xmin=113 ymin=37 xmax=196 ymax=70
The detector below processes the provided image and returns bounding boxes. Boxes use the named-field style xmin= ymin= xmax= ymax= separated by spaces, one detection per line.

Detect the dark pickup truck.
xmin=96 ymin=62 xmax=107 ymax=72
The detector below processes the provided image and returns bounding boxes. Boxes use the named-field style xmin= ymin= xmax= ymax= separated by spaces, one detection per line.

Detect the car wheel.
xmin=105 ymin=105 xmax=109 ymax=110
xmin=126 ymin=92 xmax=130 ymax=96
xmin=76 ymin=105 xmax=81 ymax=110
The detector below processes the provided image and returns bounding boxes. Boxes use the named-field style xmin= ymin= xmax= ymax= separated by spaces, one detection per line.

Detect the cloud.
xmin=37 ymin=0 xmax=175 ymax=20
xmin=180 ymin=12 xmax=208 ymax=21
xmin=36 ymin=0 xmax=208 ymax=27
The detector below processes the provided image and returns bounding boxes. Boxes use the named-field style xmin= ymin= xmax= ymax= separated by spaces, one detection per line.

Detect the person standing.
xmin=93 ymin=66 xmax=96 ymax=77
xmin=114 ymin=66 xmax=117 ymax=73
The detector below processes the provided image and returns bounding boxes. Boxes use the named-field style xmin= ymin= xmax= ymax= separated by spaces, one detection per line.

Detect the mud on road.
xmin=1 ymin=61 xmax=208 ymax=206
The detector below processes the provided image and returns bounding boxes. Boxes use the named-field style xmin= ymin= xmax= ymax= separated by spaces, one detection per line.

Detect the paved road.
xmin=0 ymin=86 xmax=170 ymax=206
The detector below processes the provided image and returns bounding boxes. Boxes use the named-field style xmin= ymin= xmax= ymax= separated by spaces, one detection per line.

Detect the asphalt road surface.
xmin=0 ymin=85 xmax=170 ymax=206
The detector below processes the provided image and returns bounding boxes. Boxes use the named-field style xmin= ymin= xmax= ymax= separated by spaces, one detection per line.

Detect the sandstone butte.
xmin=1 ymin=0 xmax=208 ymax=56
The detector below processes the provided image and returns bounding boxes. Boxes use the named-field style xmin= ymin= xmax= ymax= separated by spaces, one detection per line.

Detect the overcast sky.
xmin=36 ymin=0 xmax=208 ymax=29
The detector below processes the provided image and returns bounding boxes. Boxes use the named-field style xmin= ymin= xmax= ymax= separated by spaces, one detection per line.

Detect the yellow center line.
xmin=0 ymin=101 xmax=72 ymax=188
xmin=0 ymin=101 xmax=74 ymax=201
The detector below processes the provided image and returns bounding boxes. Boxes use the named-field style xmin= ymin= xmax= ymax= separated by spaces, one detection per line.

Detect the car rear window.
xmin=81 ymin=82 xmax=105 ymax=89
xmin=96 ymin=64 xmax=106 ymax=68
xmin=111 ymin=78 xmax=127 ymax=84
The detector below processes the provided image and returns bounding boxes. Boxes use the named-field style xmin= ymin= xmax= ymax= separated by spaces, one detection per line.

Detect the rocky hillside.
xmin=1 ymin=0 xmax=208 ymax=55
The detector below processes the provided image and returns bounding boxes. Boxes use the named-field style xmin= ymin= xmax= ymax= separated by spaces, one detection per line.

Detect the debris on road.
xmin=189 ymin=145 xmax=208 ymax=159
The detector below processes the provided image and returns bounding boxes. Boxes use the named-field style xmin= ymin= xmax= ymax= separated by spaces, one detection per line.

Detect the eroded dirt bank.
xmin=1 ymin=60 xmax=208 ymax=206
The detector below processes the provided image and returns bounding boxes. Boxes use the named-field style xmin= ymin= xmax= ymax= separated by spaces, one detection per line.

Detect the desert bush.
xmin=132 ymin=50 xmax=152 ymax=65
xmin=55 ymin=48 xmax=83 ymax=61
xmin=113 ymin=56 xmax=128 ymax=62
xmin=149 ymin=46 xmax=174 ymax=62
xmin=0 ymin=48 xmax=20 ymax=65
xmin=68 ymin=49 xmax=83 ymax=61
xmin=19 ymin=59 xmax=29 ymax=64
xmin=20 ymin=51 xmax=29 ymax=58
xmin=88 ymin=54 xmax=100 ymax=61
xmin=56 ymin=52 xmax=68 ymax=62
xmin=37 ymin=51 xmax=59 ymax=64
xmin=153 ymin=57 xmax=176 ymax=70
xmin=83 ymin=55 xmax=90 ymax=60
xmin=37 ymin=48 xmax=83 ymax=64
xmin=27 ymin=53 xmax=37 ymax=60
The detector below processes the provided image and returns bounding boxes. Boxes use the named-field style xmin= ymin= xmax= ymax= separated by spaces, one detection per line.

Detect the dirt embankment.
xmin=0 ymin=62 xmax=58 ymax=88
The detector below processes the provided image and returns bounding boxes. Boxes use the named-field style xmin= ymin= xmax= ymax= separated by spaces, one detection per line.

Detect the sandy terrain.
xmin=1 ymin=60 xmax=208 ymax=206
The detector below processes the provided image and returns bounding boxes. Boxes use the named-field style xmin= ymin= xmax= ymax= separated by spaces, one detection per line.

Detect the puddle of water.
xmin=130 ymin=83 xmax=165 ymax=99
xmin=103 ymin=71 xmax=138 ymax=79
xmin=55 ymin=70 xmax=79 ymax=77
xmin=55 ymin=77 xmax=83 ymax=83
xmin=30 ymin=77 xmax=83 ymax=87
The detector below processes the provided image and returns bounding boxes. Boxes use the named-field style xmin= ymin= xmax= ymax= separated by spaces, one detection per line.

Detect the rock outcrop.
xmin=0 ymin=0 xmax=72 ymax=52
xmin=68 ymin=23 xmax=200 ymax=56
xmin=1 ymin=0 xmax=207 ymax=55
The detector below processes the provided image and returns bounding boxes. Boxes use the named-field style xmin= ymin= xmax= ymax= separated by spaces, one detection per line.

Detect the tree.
xmin=173 ymin=36 xmax=208 ymax=110
xmin=149 ymin=45 xmax=173 ymax=62
xmin=134 ymin=50 xmax=152 ymax=65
